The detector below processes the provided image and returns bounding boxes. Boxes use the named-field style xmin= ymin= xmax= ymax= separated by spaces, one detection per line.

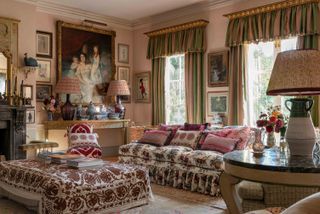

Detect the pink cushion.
xmin=201 ymin=134 xmax=238 ymax=154
xmin=139 ymin=130 xmax=171 ymax=146
xmin=68 ymin=123 xmax=93 ymax=133
xmin=198 ymin=129 xmax=233 ymax=145
xmin=226 ymin=127 xmax=251 ymax=150
xmin=170 ymin=130 xmax=201 ymax=149
xmin=69 ymin=133 xmax=100 ymax=148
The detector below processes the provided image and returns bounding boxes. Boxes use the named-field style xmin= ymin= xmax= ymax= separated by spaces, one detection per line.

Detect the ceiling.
xmin=40 ymin=0 xmax=206 ymax=21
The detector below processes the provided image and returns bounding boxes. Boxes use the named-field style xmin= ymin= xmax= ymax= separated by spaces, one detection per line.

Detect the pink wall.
xmin=132 ymin=0 xmax=282 ymax=125
xmin=0 ymin=0 xmax=134 ymax=150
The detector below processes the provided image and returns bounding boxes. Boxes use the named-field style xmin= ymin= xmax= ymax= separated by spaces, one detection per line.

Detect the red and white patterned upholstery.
xmin=67 ymin=123 xmax=102 ymax=158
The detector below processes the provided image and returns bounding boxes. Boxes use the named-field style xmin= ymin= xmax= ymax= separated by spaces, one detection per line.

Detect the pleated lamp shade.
xmin=107 ymin=80 xmax=130 ymax=96
xmin=55 ymin=77 xmax=81 ymax=95
xmin=267 ymin=50 xmax=320 ymax=96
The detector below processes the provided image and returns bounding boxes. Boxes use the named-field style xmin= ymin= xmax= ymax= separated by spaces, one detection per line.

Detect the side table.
xmin=220 ymin=149 xmax=320 ymax=214
xmin=19 ymin=141 xmax=59 ymax=155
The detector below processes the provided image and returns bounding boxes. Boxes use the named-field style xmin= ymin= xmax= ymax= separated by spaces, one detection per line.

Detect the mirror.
xmin=0 ymin=49 xmax=11 ymax=97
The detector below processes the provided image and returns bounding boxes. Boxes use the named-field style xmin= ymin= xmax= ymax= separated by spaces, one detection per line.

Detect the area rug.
xmin=0 ymin=184 xmax=227 ymax=214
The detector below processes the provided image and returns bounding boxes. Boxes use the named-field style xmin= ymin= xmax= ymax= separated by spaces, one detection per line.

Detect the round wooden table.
xmin=220 ymin=148 xmax=320 ymax=214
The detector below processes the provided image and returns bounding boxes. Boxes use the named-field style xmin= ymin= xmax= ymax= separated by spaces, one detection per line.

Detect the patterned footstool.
xmin=0 ymin=159 xmax=152 ymax=214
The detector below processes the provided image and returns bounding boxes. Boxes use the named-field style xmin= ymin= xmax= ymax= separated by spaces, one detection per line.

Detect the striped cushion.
xmin=201 ymin=133 xmax=238 ymax=154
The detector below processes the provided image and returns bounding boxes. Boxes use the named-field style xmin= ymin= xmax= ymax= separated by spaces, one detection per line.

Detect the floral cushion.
xmin=170 ymin=130 xmax=201 ymax=149
xmin=139 ymin=130 xmax=171 ymax=146
xmin=68 ymin=146 xmax=102 ymax=158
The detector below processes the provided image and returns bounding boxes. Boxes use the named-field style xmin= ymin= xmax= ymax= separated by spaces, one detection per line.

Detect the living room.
xmin=0 ymin=0 xmax=319 ymax=213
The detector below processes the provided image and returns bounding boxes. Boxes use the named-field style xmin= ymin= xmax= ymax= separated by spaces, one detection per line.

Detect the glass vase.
xmin=266 ymin=132 xmax=275 ymax=148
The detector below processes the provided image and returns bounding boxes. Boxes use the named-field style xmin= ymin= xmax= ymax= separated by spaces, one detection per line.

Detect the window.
xmin=165 ymin=55 xmax=186 ymax=124
xmin=245 ymin=37 xmax=297 ymax=126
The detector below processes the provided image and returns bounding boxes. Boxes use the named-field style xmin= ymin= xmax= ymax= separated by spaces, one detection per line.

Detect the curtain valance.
xmin=225 ymin=1 xmax=319 ymax=47
xmin=146 ymin=20 xmax=208 ymax=59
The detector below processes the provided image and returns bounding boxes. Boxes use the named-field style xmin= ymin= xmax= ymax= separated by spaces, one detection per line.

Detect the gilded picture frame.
xmin=134 ymin=72 xmax=151 ymax=103
xmin=208 ymin=51 xmax=229 ymax=87
xmin=56 ymin=21 xmax=116 ymax=104
xmin=207 ymin=91 xmax=228 ymax=116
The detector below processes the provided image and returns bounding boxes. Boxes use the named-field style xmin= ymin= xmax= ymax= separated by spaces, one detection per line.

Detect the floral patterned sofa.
xmin=119 ymin=125 xmax=258 ymax=196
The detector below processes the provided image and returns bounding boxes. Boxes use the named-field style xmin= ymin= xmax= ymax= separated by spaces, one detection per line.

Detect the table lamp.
xmin=55 ymin=77 xmax=81 ymax=120
xmin=106 ymin=80 xmax=130 ymax=119
xmin=267 ymin=49 xmax=320 ymax=156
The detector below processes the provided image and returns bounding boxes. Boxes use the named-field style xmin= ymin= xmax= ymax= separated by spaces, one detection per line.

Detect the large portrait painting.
xmin=57 ymin=21 xmax=116 ymax=104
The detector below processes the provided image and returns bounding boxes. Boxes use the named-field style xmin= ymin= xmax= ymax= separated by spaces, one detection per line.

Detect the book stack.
xmin=67 ymin=157 xmax=104 ymax=168
xmin=49 ymin=154 xmax=83 ymax=164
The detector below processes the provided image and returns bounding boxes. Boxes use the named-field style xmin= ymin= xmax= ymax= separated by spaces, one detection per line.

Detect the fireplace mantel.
xmin=0 ymin=105 xmax=26 ymax=160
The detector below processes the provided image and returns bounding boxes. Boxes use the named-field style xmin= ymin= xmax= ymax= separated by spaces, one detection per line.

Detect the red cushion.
xmin=139 ymin=130 xmax=171 ymax=146
xmin=68 ymin=146 xmax=102 ymax=158
xmin=183 ymin=123 xmax=208 ymax=131
xmin=201 ymin=134 xmax=238 ymax=154
xmin=198 ymin=129 xmax=233 ymax=146
xmin=68 ymin=123 xmax=93 ymax=134
xmin=69 ymin=133 xmax=100 ymax=148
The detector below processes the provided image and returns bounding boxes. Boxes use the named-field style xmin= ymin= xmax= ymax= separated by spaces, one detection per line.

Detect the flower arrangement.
xmin=256 ymin=106 xmax=287 ymax=134
xmin=42 ymin=96 xmax=59 ymax=113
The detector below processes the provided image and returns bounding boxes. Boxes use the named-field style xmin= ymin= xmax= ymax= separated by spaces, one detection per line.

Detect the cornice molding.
xmin=15 ymin=0 xmax=244 ymax=31
xmin=15 ymin=0 xmax=133 ymax=30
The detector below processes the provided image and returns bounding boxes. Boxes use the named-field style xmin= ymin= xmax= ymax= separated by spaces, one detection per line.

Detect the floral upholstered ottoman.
xmin=0 ymin=160 xmax=152 ymax=214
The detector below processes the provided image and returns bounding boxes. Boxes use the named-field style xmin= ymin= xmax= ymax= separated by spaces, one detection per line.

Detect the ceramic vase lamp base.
xmin=285 ymin=98 xmax=316 ymax=156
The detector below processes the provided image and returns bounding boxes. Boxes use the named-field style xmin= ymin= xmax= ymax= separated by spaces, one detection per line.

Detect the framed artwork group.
xmin=207 ymin=50 xmax=229 ymax=117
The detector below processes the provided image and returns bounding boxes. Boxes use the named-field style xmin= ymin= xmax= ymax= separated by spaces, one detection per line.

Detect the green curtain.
xmin=147 ymin=23 xmax=207 ymax=125
xmin=185 ymin=52 xmax=205 ymax=123
xmin=151 ymin=58 xmax=166 ymax=125
xmin=147 ymin=26 xmax=206 ymax=59
xmin=297 ymin=34 xmax=319 ymax=126
xmin=225 ymin=2 xmax=319 ymax=125
xmin=226 ymin=2 xmax=319 ymax=47
xmin=228 ymin=46 xmax=245 ymax=125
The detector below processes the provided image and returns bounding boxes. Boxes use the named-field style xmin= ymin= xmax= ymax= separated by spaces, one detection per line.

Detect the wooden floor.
xmin=102 ymin=156 xmax=118 ymax=162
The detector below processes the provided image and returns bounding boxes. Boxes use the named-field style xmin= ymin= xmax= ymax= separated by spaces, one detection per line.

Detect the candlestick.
xmin=14 ymin=76 xmax=17 ymax=94
xmin=20 ymin=80 xmax=23 ymax=98
xmin=4 ymin=80 xmax=6 ymax=95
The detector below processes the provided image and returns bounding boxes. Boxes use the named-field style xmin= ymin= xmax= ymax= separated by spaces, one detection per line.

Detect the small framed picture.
xmin=134 ymin=72 xmax=151 ymax=103
xmin=36 ymin=84 xmax=52 ymax=102
xmin=26 ymin=109 xmax=35 ymax=124
xmin=118 ymin=43 xmax=129 ymax=63
xmin=36 ymin=31 xmax=53 ymax=58
xmin=208 ymin=51 xmax=229 ymax=87
xmin=22 ymin=85 xmax=33 ymax=99
xmin=117 ymin=66 xmax=130 ymax=84
xmin=207 ymin=91 xmax=228 ymax=116
xmin=37 ymin=59 xmax=51 ymax=83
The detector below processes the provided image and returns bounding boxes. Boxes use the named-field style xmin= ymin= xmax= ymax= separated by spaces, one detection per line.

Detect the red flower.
xmin=269 ymin=116 xmax=277 ymax=123
xmin=266 ymin=125 xmax=274 ymax=133
xmin=256 ymin=120 xmax=268 ymax=127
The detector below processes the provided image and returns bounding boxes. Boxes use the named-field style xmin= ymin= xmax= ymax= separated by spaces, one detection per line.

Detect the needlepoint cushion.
xmin=183 ymin=122 xmax=207 ymax=131
xmin=159 ymin=124 xmax=184 ymax=145
xmin=69 ymin=133 xmax=100 ymax=148
xmin=201 ymin=133 xmax=238 ymax=154
xmin=68 ymin=146 xmax=102 ymax=158
xmin=139 ymin=130 xmax=171 ymax=146
xmin=170 ymin=130 xmax=201 ymax=149
xmin=68 ymin=123 xmax=93 ymax=134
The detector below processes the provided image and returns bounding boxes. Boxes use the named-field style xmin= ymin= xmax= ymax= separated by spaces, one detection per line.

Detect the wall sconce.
xmin=20 ymin=66 xmax=37 ymax=79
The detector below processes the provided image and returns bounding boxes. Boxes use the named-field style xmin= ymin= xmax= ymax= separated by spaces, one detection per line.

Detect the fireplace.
xmin=0 ymin=106 xmax=26 ymax=160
